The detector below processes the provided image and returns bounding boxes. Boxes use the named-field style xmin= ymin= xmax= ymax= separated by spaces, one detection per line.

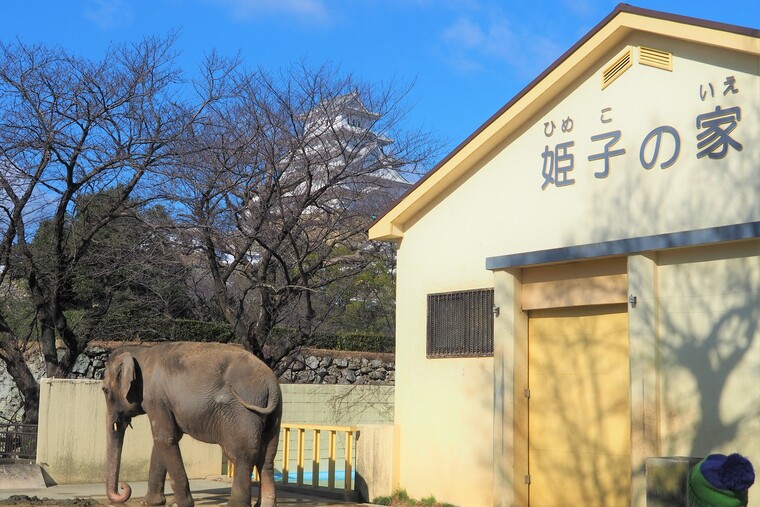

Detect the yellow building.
xmin=369 ymin=5 xmax=759 ymax=507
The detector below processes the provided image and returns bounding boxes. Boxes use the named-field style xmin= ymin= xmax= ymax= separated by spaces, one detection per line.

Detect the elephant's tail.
xmin=228 ymin=383 xmax=279 ymax=415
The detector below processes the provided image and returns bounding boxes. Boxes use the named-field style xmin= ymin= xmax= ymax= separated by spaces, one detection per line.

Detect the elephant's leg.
xmin=149 ymin=411 xmax=194 ymax=507
xmin=142 ymin=445 xmax=167 ymax=506
xmin=155 ymin=441 xmax=193 ymax=507
xmin=228 ymin=457 xmax=254 ymax=507
xmin=255 ymin=422 xmax=280 ymax=507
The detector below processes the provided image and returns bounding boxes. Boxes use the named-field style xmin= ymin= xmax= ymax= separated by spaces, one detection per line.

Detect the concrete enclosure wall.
xmin=36 ymin=379 xmax=394 ymax=485
xmin=37 ymin=379 xmax=222 ymax=484
xmin=277 ymin=384 xmax=394 ymax=493
xmin=36 ymin=379 xmax=222 ymax=484
xmin=355 ymin=424 xmax=399 ymax=502
xmin=280 ymin=384 xmax=393 ymax=426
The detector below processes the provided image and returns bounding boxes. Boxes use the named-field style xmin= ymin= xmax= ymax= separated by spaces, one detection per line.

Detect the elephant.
xmin=101 ymin=341 xmax=282 ymax=507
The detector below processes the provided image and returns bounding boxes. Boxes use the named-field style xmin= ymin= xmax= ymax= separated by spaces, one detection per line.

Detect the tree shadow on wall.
xmin=589 ymin=118 xmax=760 ymax=504
xmin=525 ymin=304 xmax=631 ymax=507
xmin=651 ymin=244 xmax=759 ymax=457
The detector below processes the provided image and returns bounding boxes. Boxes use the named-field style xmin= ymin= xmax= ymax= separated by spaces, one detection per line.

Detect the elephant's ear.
xmin=116 ymin=353 xmax=137 ymax=402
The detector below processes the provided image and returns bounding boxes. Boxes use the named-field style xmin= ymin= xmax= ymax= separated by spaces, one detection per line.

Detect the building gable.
xmin=369 ymin=4 xmax=760 ymax=242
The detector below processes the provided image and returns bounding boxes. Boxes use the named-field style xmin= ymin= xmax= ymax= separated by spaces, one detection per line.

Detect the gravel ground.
xmin=0 ymin=496 xmax=102 ymax=506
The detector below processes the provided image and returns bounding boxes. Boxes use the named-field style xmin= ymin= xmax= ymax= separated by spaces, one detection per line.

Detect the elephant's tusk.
xmin=113 ymin=422 xmax=117 ymax=432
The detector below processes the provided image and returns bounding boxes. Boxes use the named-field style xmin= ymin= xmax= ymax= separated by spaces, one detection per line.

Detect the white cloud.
xmin=213 ymin=0 xmax=331 ymax=25
xmin=83 ymin=0 xmax=134 ymax=30
xmin=442 ymin=18 xmax=486 ymax=49
xmin=561 ymin=0 xmax=595 ymax=18
xmin=439 ymin=11 xmax=563 ymax=78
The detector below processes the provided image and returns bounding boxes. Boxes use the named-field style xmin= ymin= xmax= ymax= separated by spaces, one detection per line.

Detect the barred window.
xmin=427 ymin=288 xmax=494 ymax=358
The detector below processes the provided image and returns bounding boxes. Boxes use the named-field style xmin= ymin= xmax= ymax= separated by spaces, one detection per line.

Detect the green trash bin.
xmin=646 ymin=456 xmax=702 ymax=506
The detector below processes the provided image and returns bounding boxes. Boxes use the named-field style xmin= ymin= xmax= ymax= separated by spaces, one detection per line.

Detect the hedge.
xmin=139 ymin=320 xmax=394 ymax=353
xmin=139 ymin=319 xmax=234 ymax=343
xmin=311 ymin=330 xmax=394 ymax=353
xmin=269 ymin=327 xmax=394 ymax=353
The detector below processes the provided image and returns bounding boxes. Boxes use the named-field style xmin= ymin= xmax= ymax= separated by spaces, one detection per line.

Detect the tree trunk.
xmin=29 ymin=276 xmax=78 ymax=378
xmin=0 ymin=334 xmax=40 ymax=424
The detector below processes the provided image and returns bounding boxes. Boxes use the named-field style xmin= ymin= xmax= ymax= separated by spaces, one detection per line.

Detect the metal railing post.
xmin=312 ymin=429 xmax=321 ymax=488
xmin=223 ymin=423 xmax=357 ymax=495
xmin=282 ymin=427 xmax=291 ymax=484
xmin=328 ymin=429 xmax=337 ymax=490
xmin=296 ymin=428 xmax=305 ymax=485
xmin=344 ymin=429 xmax=354 ymax=492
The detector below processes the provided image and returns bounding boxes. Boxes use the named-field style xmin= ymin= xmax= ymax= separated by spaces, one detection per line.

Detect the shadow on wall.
xmin=626 ymin=241 xmax=760 ymax=506
xmin=486 ymin=141 xmax=758 ymax=507
xmin=525 ymin=305 xmax=631 ymax=507
xmin=279 ymin=384 xmax=393 ymax=426
xmin=653 ymin=243 xmax=759 ymax=457
xmin=601 ymin=109 xmax=760 ymax=460
xmin=579 ymin=78 xmax=760 ymax=506
xmin=517 ymin=244 xmax=759 ymax=507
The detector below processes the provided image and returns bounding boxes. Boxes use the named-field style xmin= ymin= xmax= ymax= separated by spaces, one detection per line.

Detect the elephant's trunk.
xmin=105 ymin=419 xmax=132 ymax=503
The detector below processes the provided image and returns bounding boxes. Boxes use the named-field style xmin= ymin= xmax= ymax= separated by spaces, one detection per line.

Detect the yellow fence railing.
xmin=227 ymin=423 xmax=358 ymax=494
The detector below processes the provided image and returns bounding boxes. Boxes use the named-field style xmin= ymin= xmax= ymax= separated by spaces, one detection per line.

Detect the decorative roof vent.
xmin=601 ymin=47 xmax=633 ymax=89
xmin=639 ymin=46 xmax=673 ymax=71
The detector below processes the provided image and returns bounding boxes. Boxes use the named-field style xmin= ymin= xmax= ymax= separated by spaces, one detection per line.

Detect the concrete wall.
xmin=278 ymin=384 xmax=394 ymax=491
xmin=36 ymin=380 xmax=394 ymax=485
xmin=280 ymin=384 xmax=393 ymax=426
xmin=36 ymin=379 xmax=222 ymax=485
xmin=395 ymin=234 xmax=495 ymax=506
xmin=355 ymin=424 xmax=399 ymax=502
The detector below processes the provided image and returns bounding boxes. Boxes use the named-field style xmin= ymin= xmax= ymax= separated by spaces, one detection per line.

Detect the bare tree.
xmin=0 ymin=37 xmax=209 ymax=421
xmin=170 ymin=62 xmax=436 ymax=366
xmin=0 ymin=163 xmax=42 ymax=422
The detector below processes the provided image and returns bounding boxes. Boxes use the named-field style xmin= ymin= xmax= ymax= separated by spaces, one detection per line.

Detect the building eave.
xmin=368 ymin=3 xmax=760 ymax=241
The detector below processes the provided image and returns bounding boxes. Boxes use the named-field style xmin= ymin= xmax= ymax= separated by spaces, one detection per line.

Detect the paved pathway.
xmin=0 ymin=478 xmax=369 ymax=506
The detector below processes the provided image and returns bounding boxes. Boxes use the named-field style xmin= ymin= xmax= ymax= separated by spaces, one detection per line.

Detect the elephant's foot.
xmin=253 ymin=498 xmax=277 ymax=507
xmin=164 ymin=495 xmax=194 ymax=507
xmin=141 ymin=493 xmax=167 ymax=506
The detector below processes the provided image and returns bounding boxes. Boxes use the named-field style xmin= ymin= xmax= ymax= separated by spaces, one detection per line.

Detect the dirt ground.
xmin=0 ymin=496 xmax=102 ymax=506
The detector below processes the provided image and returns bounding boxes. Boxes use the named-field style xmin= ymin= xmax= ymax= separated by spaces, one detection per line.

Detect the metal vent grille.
xmin=639 ymin=46 xmax=673 ymax=71
xmin=601 ymin=47 xmax=633 ymax=89
xmin=427 ymin=288 xmax=494 ymax=358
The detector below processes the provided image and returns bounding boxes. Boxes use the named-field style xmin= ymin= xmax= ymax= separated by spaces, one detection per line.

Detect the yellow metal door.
xmin=528 ymin=304 xmax=630 ymax=507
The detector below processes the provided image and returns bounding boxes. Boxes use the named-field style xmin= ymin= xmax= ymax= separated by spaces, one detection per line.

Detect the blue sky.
xmin=2 ymin=1 xmax=759 ymax=164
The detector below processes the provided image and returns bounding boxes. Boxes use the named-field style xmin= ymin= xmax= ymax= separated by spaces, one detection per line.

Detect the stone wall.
xmin=0 ymin=343 xmax=394 ymax=422
xmin=0 ymin=350 xmax=44 ymax=423
xmin=68 ymin=346 xmax=109 ymax=380
xmin=277 ymin=351 xmax=395 ymax=385
xmin=67 ymin=345 xmax=395 ymax=386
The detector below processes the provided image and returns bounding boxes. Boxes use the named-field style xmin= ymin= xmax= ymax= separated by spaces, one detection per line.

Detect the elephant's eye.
xmin=102 ymin=387 xmax=110 ymax=395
